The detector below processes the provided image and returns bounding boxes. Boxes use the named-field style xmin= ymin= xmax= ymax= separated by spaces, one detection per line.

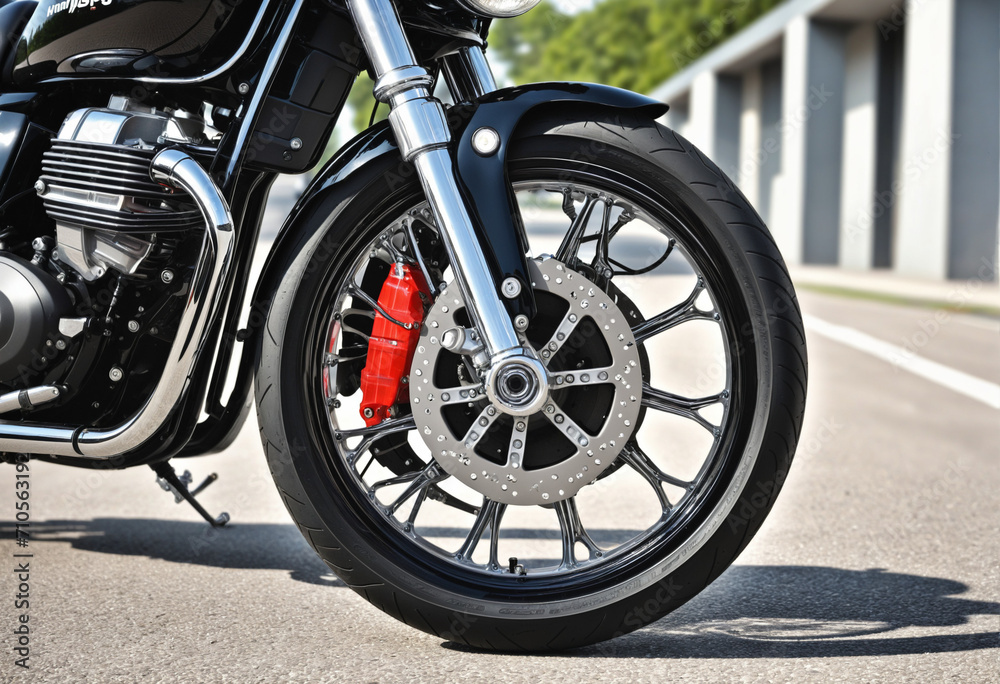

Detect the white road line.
xmin=803 ymin=315 xmax=1000 ymax=409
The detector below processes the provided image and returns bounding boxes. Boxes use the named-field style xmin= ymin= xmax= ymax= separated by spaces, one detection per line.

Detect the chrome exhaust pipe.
xmin=0 ymin=149 xmax=234 ymax=459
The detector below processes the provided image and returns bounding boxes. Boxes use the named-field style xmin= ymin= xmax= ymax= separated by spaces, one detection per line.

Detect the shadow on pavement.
xmin=2 ymin=518 xmax=343 ymax=587
xmin=10 ymin=519 xmax=998 ymax=658
xmin=563 ymin=565 xmax=1000 ymax=659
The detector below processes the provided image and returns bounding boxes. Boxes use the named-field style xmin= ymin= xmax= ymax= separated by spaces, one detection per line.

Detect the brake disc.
xmin=408 ymin=257 xmax=642 ymax=506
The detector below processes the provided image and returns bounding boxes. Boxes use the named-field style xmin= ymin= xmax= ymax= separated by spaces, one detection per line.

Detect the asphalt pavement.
xmin=1 ymin=176 xmax=997 ymax=682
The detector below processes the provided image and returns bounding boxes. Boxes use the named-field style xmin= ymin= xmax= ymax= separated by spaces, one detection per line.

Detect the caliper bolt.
xmin=362 ymin=407 xmax=374 ymax=419
xmin=513 ymin=314 xmax=529 ymax=331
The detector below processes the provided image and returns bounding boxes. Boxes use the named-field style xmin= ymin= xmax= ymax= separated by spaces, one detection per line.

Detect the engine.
xmin=0 ymin=97 xmax=216 ymax=416
xmin=37 ymin=97 xmax=211 ymax=281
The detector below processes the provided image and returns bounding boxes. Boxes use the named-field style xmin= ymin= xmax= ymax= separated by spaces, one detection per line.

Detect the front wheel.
xmin=256 ymin=111 xmax=807 ymax=651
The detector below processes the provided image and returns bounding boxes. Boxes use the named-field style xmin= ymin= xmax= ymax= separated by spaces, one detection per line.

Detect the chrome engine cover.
xmin=36 ymin=100 xmax=210 ymax=280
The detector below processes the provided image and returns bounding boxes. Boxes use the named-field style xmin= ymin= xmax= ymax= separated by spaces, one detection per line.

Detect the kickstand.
xmin=151 ymin=462 xmax=230 ymax=528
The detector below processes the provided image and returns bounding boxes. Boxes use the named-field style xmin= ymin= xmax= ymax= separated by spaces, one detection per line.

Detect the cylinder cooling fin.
xmin=39 ymin=140 xmax=202 ymax=234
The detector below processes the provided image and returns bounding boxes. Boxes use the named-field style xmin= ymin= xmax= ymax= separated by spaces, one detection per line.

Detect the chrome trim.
xmin=0 ymin=386 xmax=61 ymax=415
xmin=347 ymin=0 xmax=521 ymax=360
xmin=0 ymin=150 xmax=234 ymax=458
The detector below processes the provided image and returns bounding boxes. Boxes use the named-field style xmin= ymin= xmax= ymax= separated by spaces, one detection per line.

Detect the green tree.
xmin=492 ymin=0 xmax=785 ymax=93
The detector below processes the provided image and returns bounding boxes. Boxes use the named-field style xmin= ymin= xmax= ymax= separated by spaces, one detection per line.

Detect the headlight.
xmin=456 ymin=0 xmax=542 ymax=18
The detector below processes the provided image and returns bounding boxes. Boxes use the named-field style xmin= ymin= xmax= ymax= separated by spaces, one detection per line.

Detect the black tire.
xmin=255 ymin=109 xmax=807 ymax=652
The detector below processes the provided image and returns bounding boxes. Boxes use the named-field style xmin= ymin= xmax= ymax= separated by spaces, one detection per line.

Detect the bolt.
xmin=34 ymin=180 xmax=47 ymax=195
xmin=515 ymin=421 xmax=526 ymax=432
xmin=513 ymin=314 xmax=529 ymax=331
xmin=109 ymin=366 xmax=123 ymax=382
xmin=160 ymin=270 xmax=174 ymax=284
xmin=55 ymin=340 xmax=67 ymax=350
xmin=555 ymin=415 xmax=565 ymax=424
xmin=501 ymin=277 xmax=521 ymax=299
xmin=363 ymin=407 xmax=374 ymax=419
xmin=282 ymin=151 xmax=293 ymax=161
xmin=290 ymin=137 xmax=303 ymax=150
xmin=127 ymin=320 xmax=140 ymax=333
xmin=238 ymin=82 xmax=250 ymax=95
xmin=545 ymin=405 xmax=555 ymax=414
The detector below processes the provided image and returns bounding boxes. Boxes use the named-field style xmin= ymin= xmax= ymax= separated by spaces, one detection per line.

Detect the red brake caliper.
xmin=359 ymin=263 xmax=431 ymax=427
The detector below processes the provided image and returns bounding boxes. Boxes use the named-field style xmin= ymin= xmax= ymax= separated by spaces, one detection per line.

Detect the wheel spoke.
xmin=456 ymin=498 xmax=502 ymax=562
xmin=641 ymin=383 xmax=726 ymax=434
xmin=488 ymin=501 xmax=508 ymax=570
xmin=337 ymin=416 xmax=416 ymax=467
xmin=549 ymin=366 xmax=615 ymax=388
xmin=555 ymin=194 xmax=599 ymax=263
xmin=554 ymin=498 xmax=602 ymax=569
xmin=383 ymin=462 xmax=448 ymax=515
xmin=631 ymin=277 xmax=717 ymax=343
xmin=542 ymin=402 xmax=591 ymax=450
xmin=619 ymin=442 xmax=689 ymax=514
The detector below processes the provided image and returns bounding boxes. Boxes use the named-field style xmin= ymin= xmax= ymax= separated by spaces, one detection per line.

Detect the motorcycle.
xmin=0 ymin=0 xmax=807 ymax=651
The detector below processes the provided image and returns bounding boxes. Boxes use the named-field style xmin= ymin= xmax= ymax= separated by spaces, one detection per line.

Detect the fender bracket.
xmin=450 ymin=82 xmax=668 ymax=320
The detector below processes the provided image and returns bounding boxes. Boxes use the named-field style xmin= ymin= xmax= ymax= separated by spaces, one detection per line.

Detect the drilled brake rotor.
xmin=408 ymin=258 xmax=643 ymax=506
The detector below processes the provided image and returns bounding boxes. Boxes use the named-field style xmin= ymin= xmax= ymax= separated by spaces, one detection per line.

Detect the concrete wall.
xmin=947 ymin=0 xmax=999 ymax=280
xmin=650 ymin=0 xmax=999 ymax=282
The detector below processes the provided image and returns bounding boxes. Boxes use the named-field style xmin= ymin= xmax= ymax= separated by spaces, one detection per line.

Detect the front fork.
xmin=347 ymin=0 xmax=520 ymax=360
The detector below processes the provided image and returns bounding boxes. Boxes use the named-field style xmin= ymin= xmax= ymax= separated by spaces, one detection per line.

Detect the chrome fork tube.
xmin=347 ymin=0 xmax=520 ymax=359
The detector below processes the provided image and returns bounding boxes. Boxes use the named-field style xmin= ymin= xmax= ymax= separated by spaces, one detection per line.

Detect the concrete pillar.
xmin=759 ymin=59 xmax=784 ymax=228
xmin=739 ymin=67 xmax=763 ymax=208
xmin=838 ymin=24 xmax=880 ymax=270
xmin=688 ymin=71 xmax=718 ymax=157
xmin=714 ymin=75 xmax=742 ymax=180
xmin=665 ymin=95 xmax=690 ymax=136
xmin=947 ymin=0 xmax=999 ymax=280
xmin=776 ymin=17 xmax=847 ymax=264
xmin=895 ymin=0 xmax=955 ymax=279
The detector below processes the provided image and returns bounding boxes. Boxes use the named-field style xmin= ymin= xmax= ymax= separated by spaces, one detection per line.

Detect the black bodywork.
xmin=0 ymin=0 xmax=666 ymax=468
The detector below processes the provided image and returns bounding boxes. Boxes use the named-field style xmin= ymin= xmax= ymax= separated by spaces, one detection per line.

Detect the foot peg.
xmin=152 ymin=462 xmax=230 ymax=527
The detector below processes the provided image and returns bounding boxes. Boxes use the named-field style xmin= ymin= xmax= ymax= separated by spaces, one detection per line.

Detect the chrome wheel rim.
xmin=319 ymin=179 xmax=744 ymax=580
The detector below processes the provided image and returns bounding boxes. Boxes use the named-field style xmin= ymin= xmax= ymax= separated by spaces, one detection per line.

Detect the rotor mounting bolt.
xmin=109 ymin=366 xmax=123 ymax=382
xmin=513 ymin=314 xmax=529 ymax=331
xmin=471 ymin=127 xmax=500 ymax=156
xmin=501 ymin=277 xmax=522 ymax=299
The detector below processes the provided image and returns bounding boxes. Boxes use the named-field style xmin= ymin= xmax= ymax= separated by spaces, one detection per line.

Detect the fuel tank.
xmin=12 ymin=0 xmax=268 ymax=85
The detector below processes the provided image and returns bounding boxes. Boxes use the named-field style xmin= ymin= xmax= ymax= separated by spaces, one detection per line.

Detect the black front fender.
xmin=253 ymin=82 xmax=668 ymax=336
xmin=450 ymin=83 xmax=668 ymax=319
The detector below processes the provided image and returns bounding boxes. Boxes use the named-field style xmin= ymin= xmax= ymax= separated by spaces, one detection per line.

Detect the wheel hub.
xmin=485 ymin=353 xmax=549 ymax=416
xmin=409 ymin=258 xmax=643 ymax=506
